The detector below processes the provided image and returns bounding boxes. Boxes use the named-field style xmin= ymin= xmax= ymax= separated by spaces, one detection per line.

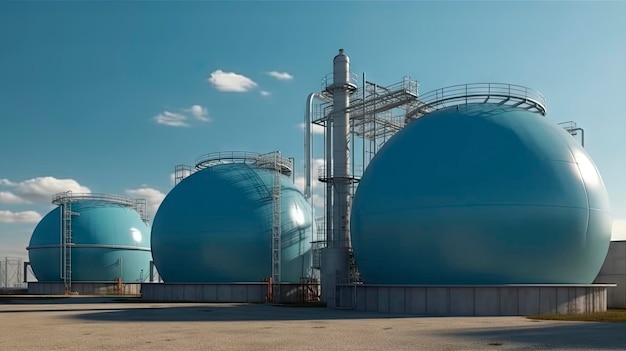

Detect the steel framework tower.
xmin=305 ymin=50 xmax=420 ymax=306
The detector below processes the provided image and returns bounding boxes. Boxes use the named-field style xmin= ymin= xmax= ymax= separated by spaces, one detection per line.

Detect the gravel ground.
xmin=0 ymin=296 xmax=624 ymax=351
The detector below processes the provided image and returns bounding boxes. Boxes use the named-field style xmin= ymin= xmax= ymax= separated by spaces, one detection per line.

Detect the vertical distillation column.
xmin=330 ymin=49 xmax=354 ymax=249
xmin=320 ymin=49 xmax=357 ymax=307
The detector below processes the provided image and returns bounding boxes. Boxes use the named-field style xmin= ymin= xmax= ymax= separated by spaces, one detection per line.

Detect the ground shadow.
xmin=446 ymin=321 xmax=626 ymax=350
xmin=71 ymin=303 xmax=413 ymax=322
xmin=0 ymin=296 xmax=413 ymax=321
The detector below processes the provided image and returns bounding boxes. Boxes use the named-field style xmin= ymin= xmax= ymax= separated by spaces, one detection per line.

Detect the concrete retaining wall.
xmin=594 ymin=241 xmax=626 ymax=308
xmin=28 ymin=282 xmax=141 ymax=295
xmin=140 ymin=283 xmax=319 ymax=303
xmin=336 ymin=285 xmax=611 ymax=316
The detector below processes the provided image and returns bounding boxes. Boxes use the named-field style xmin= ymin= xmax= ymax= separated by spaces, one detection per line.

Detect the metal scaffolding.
xmin=312 ymin=75 xmax=420 ymax=175
xmin=307 ymin=72 xmax=420 ymax=285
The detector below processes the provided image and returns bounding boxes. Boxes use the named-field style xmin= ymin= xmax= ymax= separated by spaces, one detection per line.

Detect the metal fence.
xmin=0 ymin=257 xmax=26 ymax=290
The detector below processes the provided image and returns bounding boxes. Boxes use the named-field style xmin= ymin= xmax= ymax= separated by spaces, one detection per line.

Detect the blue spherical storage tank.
xmin=351 ymin=103 xmax=612 ymax=284
xmin=151 ymin=155 xmax=313 ymax=283
xmin=27 ymin=194 xmax=152 ymax=282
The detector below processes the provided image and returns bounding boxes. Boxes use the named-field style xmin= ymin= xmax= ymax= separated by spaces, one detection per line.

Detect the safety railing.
xmin=52 ymin=192 xmax=139 ymax=208
xmin=321 ymin=72 xmax=359 ymax=92
xmin=194 ymin=151 xmax=293 ymax=176
xmin=406 ymin=83 xmax=547 ymax=120
xmin=317 ymin=165 xmax=363 ymax=183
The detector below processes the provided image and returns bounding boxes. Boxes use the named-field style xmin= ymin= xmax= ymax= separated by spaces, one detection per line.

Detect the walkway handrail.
xmin=321 ymin=72 xmax=359 ymax=92
xmin=407 ymin=83 xmax=547 ymax=119
xmin=52 ymin=192 xmax=139 ymax=207
xmin=194 ymin=151 xmax=293 ymax=176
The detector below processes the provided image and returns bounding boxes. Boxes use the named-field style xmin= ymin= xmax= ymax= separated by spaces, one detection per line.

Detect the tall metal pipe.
xmin=304 ymin=92 xmax=332 ymax=248
xmin=571 ymin=128 xmax=585 ymax=147
xmin=325 ymin=106 xmax=333 ymax=246
xmin=304 ymin=92 xmax=331 ymax=201
xmin=304 ymin=93 xmax=318 ymax=200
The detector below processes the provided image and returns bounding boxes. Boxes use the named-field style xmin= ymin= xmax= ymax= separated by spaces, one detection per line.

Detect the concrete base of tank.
xmin=594 ymin=241 xmax=626 ymax=308
xmin=330 ymin=284 xmax=614 ymax=316
xmin=28 ymin=282 xmax=142 ymax=295
xmin=140 ymin=282 xmax=319 ymax=303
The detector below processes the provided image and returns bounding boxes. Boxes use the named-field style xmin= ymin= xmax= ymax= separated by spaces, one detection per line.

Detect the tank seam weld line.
xmin=26 ymin=244 xmax=151 ymax=251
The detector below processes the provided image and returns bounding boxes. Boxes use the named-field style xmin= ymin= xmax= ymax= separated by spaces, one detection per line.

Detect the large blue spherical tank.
xmin=151 ymin=163 xmax=313 ymax=283
xmin=351 ymin=103 xmax=612 ymax=284
xmin=27 ymin=201 xmax=152 ymax=282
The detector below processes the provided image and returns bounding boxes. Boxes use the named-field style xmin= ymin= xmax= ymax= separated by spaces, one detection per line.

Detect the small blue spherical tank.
xmin=27 ymin=199 xmax=152 ymax=282
xmin=351 ymin=103 xmax=612 ymax=284
xmin=151 ymin=162 xmax=313 ymax=283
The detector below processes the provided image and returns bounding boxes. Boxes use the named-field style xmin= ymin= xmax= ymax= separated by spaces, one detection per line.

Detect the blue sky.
xmin=1 ymin=1 xmax=625 ymax=259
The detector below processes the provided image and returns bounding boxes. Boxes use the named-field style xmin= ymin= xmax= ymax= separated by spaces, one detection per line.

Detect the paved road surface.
xmin=0 ymin=296 xmax=623 ymax=350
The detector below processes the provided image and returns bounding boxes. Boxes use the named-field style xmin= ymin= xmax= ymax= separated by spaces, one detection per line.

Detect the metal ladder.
xmin=270 ymin=152 xmax=282 ymax=303
xmin=60 ymin=200 xmax=75 ymax=293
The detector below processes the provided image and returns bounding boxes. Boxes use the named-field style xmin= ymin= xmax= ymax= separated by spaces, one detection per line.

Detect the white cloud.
xmin=298 ymin=122 xmax=325 ymax=134
xmin=0 ymin=179 xmax=16 ymax=186
xmin=208 ymin=70 xmax=257 ymax=92
xmin=267 ymin=71 xmax=294 ymax=81
xmin=260 ymin=90 xmax=271 ymax=97
xmin=153 ymin=111 xmax=189 ymax=127
xmin=125 ymin=187 xmax=166 ymax=218
xmin=0 ymin=191 xmax=27 ymax=204
xmin=612 ymin=219 xmax=626 ymax=241
xmin=154 ymin=105 xmax=212 ymax=126
xmin=1 ymin=176 xmax=90 ymax=203
xmin=0 ymin=210 xmax=42 ymax=223
xmin=187 ymin=105 xmax=210 ymax=122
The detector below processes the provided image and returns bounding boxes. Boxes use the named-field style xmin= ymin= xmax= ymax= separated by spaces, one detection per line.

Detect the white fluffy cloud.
xmin=208 ymin=70 xmax=258 ymax=92
xmin=267 ymin=71 xmax=294 ymax=81
xmin=0 ymin=210 xmax=42 ymax=223
xmin=298 ymin=122 xmax=325 ymax=134
xmin=0 ymin=176 xmax=90 ymax=203
xmin=0 ymin=179 xmax=16 ymax=186
xmin=125 ymin=187 xmax=166 ymax=218
xmin=153 ymin=111 xmax=189 ymax=127
xmin=0 ymin=191 xmax=27 ymax=204
xmin=187 ymin=105 xmax=210 ymax=122
xmin=154 ymin=105 xmax=211 ymax=127
xmin=260 ymin=90 xmax=271 ymax=97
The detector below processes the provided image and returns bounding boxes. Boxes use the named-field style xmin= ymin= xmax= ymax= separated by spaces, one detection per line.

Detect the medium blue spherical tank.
xmin=27 ymin=200 xmax=152 ymax=282
xmin=351 ymin=103 xmax=612 ymax=284
xmin=151 ymin=163 xmax=313 ymax=283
